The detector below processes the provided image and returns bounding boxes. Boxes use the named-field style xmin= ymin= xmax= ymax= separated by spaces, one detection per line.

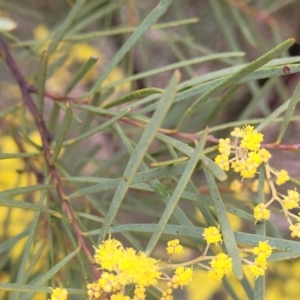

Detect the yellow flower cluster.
xmin=289 ymin=221 xmax=300 ymax=238
xmin=249 ymin=241 xmax=274 ymax=278
xmin=252 ymin=170 xmax=300 ymax=238
xmin=89 ymin=238 xmax=161 ymax=299
xmin=215 ymin=125 xmax=271 ymax=179
xmin=276 ymin=169 xmax=290 ymax=185
xmin=49 ymin=288 xmax=68 ymax=300
xmin=208 ymin=253 xmax=233 ymax=283
xmin=283 ymin=190 xmax=300 ymax=210
xmin=202 ymin=226 xmax=222 ymax=245
xmin=50 ymin=231 xmax=278 ymax=300
xmin=171 ymin=267 xmax=194 ymax=288
xmin=253 ymin=203 xmax=270 ymax=223
xmin=166 ymin=239 xmax=184 ymax=255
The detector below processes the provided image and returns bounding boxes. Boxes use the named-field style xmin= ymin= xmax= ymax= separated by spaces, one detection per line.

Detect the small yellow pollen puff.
xmin=249 ymin=264 xmax=266 ymax=279
xmin=215 ymin=154 xmax=230 ymax=171
xmin=202 ymin=226 xmax=222 ymax=245
xmin=49 ymin=288 xmax=68 ymax=300
xmin=230 ymin=127 xmax=242 ymax=137
xmin=173 ymin=266 xmax=193 ymax=287
xmin=253 ymin=203 xmax=270 ymax=222
xmin=218 ymin=138 xmax=232 ymax=156
xmin=257 ymin=148 xmax=271 ymax=163
xmin=289 ymin=223 xmax=300 ymax=238
xmin=166 ymin=239 xmax=184 ymax=255
xmin=230 ymin=179 xmax=243 ymax=193
xmin=252 ymin=241 xmax=274 ymax=258
xmin=208 ymin=253 xmax=232 ymax=283
xmin=240 ymin=125 xmax=264 ymax=151
xmin=276 ymin=169 xmax=290 ymax=185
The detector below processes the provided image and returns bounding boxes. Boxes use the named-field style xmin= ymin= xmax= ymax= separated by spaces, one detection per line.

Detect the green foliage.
xmin=1 ymin=1 xmax=300 ymax=299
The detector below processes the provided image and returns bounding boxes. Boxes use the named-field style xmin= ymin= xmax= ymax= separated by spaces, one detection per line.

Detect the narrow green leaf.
xmin=201 ymin=156 xmax=227 ymax=182
xmin=61 ymin=107 xmax=130 ymax=147
xmin=64 ymin=56 xmax=99 ymax=95
xmin=102 ymin=52 xmax=244 ymax=91
xmin=68 ymin=162 xmax=189 ymax=198
xmin=114 ymin=122 xmax=196 ymax=234
xmin=107 ymin=224 xmax=300 ymax=253
xmin=50 ymin=102 xmax=73 ymax=164
xmin=90 ymin=0 xmax=172 ymax=93
xmin=36 ymin=50 xmax=48 ymax=115
xmin=0 ymin=282 xmax=85 ymax=294
xmin=0 ymin=227 xmax=30 ymax=255
xmin=14 ymin=18 xmax=199 ymax=46
xmin=256 ymin=100 xmax=289 ymax=132
xmin=254 ymin=276 xmax=265 ymax=300
xmin=0 ymin=152 xmax=40 ymax=159
xmin=13 ymin=193 xmax=46 ymax=299
xmin=203 ymin=168 xmax=243 ymax=279
xmin=277 ymin=78 xmax=300 ymax=143
xmin=178 ymin=38 xmax=295 ymax=128
xmin=47 ymin=0 xmax=87 ymax=54
xmin=141 ymin=63 xmax=300 ymax=115
xmin=104 ymin=88 xmax=164 ymax=109
xmin=96 ymin=71 xmax=180 ymax=244
xmin=145 ymin=130 xmax=207 ymax=254
xmin=0 ymin=199 xmax=63 ymax=219
xmin=0 ymin=184 xmax=50 ymax=199
xmin=19 ymin=247 xmax=81 ymax=300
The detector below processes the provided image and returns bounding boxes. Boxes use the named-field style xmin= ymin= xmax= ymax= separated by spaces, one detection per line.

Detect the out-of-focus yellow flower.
xmin=251 ymin=179 xmax=270 ymax=194
xmin=34 ymin=24 xmax=49 ymax=39
xmin=230 ymin=179 xmax=243 ymax=193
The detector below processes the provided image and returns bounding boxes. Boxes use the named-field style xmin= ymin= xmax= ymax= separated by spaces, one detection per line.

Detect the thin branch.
xmin=27 ymin=85 xmax=87 ymax=103
xmin=0 ymin=36 xmax=100 ymax=279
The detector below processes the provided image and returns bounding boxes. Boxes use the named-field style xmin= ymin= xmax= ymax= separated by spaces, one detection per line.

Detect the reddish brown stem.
xmin=0 ymin=36 xmax=99 ymax=279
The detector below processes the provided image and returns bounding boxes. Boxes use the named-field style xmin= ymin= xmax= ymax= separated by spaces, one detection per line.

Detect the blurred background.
xmin=1 ymin=1 xmax=300 ymax=299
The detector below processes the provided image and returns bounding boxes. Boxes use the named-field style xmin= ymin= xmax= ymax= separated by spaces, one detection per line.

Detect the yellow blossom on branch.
xmin=230 ymin=127 xmax=242 ymax=137
xmin=87 ymin=282 xmax=102 ymax=299
xmin=276 ymin=169 xmax=290 ymax=185
xmin=252 ymin=241 xmax=274 ymax=258
xmin=166 ymin=239 xmax=184 ymax=255
xmin=253 ymin=203 xmax=270 ymax=222
xmin=94 ymin=238 xmax=123 ymax=271
xmin=249 ymin=263 xmax=266 ymax=279
xmin=215 ymin=154 xmax=230 ymax=171
xmin=283 ymin=190 xmax=300 ymax=210
xmin=257 ymin=148 xmax=271 ymax=163
xmin=172 ymin=267 xmax=193 ymax=287
xmin=208 ymin=253 xmax=232 ymax=283
xmin=111 ymin=294 xmax=131 ymax=300
xmin=289 ymin=223 xmax=300 ymax=238
xmin=202 ymin=226 xmax=222 ymax=245
xmin=240 ymin=125 xmax=264 ymax=151
xmin=49 ymin=288 xmax=68 ymax=300
xmin=133 ymin=286 xmax=146 ymax=300
xmin=98 ymin=272 xmax=121 ymax=294
xmin=218 ymin=138 xmax=232 ymax=156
